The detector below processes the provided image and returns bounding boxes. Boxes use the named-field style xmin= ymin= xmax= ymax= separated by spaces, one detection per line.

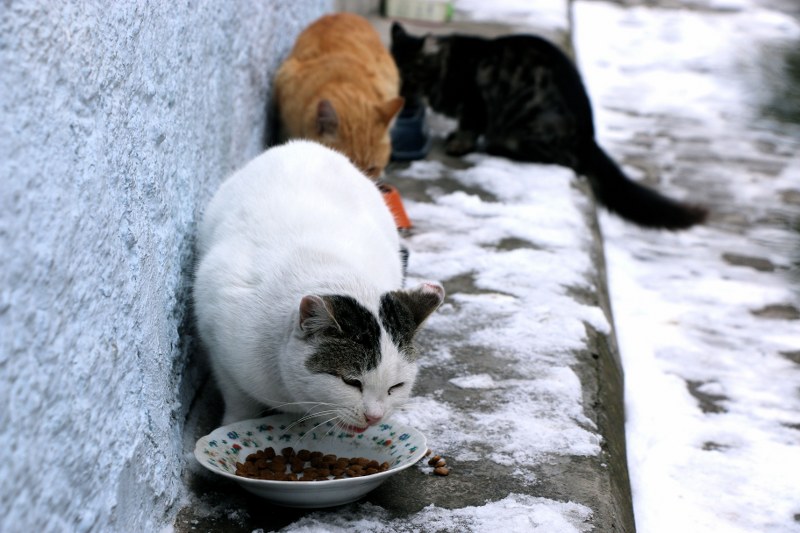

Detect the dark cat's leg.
xmin=445 ymin=93 xmax=487 ymax=156
xmin=445 ymin=130 xmax=480 ymax=156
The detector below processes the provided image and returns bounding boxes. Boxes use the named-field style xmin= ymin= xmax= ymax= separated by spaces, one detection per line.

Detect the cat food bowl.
xmin=390 ymin=102 xmax=431 ymax=161
xmin=194 ymin=413 xmax=427 ymax=508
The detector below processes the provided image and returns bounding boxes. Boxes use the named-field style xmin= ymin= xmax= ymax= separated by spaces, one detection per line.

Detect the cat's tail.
xmin=580 ymin=141 xmax=707 ymax=230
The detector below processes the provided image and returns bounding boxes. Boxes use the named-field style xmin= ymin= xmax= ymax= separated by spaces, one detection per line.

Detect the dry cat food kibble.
xmin=234 ymin=447 xmax=391 ymax=481
xmin=426 ymin=449 xmax=451 ymax=476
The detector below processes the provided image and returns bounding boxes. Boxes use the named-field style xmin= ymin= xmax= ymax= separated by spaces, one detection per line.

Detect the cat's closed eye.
xmin=342 ymin=377 xmax=363 ymax=391
xmin=388 ymin=382 xmax=404 ymax=395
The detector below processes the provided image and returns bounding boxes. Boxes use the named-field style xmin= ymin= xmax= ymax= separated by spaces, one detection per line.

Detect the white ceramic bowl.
xmin=194 ymin=413 xmax=427 ymax=508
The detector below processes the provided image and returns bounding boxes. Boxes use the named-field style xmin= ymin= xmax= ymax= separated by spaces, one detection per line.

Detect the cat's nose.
xmin=365 ymin=413 xmax=382 ymax=426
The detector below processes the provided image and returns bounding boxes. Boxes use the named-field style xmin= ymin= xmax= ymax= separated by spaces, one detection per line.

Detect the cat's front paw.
xmin=445 ymin=131 xmax=478 ymax=156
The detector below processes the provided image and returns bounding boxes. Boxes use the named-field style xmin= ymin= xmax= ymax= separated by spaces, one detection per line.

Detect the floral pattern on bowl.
xmin=194 ymin=413 xmax=427 ymax=508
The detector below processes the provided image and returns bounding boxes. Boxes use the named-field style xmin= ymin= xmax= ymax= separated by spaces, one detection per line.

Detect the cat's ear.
xmin=299 ymin=295 xmax=341 ymax=336
xmin=377 ymin=97 xmax=405 ymax=125
xmin=316 ymin=99 xmax=339 ymax=136
xmin=396 ymin=282 xmax=445 ymax=329
xmin=391 ymin=22 xmax=408 ymax=42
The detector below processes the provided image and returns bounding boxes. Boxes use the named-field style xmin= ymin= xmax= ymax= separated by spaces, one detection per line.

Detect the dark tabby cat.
xmin=391 ymin=23 xmax=707 ymax=230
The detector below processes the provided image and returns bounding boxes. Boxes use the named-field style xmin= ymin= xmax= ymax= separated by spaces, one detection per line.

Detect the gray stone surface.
xmin=0 ymin=2 xmax=330 ymax=531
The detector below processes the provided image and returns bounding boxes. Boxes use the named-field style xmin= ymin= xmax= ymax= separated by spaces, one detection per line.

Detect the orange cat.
xmin=274 ymin=13 xmax=404 ymax=180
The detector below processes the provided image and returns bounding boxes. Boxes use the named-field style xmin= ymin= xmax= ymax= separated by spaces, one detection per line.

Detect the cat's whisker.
xmin=299 ymin=402 xmax=347 ymax=418
xmin=284 ymin=410 xmax=341 ymax=432
xmin=263 ymin=399 xmax=348 ymax=411
xmin=323 ymin=421 xmax=340 ymax=439
xmin=288 ymin=400 xmax=348 ymax=408
xmin=293 ymin=407 xmax=339 ymax=417
xmin=296 ymin=415 xmax=341 ymax=444
xmin=319 ymin=418 xmax=348 ymax=442
xmin=297 ymin=411 xmax=341 ymax=425
xmin=311 ymin=416 xmax=340 ymax=434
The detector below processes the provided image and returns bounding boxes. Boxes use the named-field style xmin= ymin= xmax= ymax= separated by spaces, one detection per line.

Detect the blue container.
xmin=390 ymin=103 xmax=432 ymax=161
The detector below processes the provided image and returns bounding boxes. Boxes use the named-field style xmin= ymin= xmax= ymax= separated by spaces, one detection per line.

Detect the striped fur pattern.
xmin=391 ymin=24 xmax=707 ymax=230
xmin=274 ymin=13 xmax=404 ymax=180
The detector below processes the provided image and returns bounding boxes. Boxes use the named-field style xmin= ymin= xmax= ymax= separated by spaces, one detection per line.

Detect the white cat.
xmin=193 ymin=140 xmax=444 ymax=428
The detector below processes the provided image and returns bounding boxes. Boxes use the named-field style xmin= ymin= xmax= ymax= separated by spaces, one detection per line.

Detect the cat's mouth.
xmin=343 ymin=424 xmax=368 ymax=434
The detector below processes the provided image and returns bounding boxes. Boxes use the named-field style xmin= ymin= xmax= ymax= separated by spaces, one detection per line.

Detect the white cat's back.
xmin=198 ymin=140 xmax=397 ymax=262
xmin=193 ymin=140 xmax=444 ymax=425
xmin=203 ymin=141 xmax=398 ymax=279
xmin=194 ymin=140 xmax=403 ymax=358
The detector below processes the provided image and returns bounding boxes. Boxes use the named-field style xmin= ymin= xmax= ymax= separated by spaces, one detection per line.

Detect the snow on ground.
xmin=395 ymin=156 xmax=605 ymax=470
xmin=574 ymin=1 xmax=800 ymax=532
xmin=453 ymin=0 xmax=569 ymax=33
xmin=278 ymin=494 xmax=592 ymax=533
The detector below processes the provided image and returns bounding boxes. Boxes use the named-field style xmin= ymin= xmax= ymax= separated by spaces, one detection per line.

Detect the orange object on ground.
xmin=379 ymin=183 xmax=412 ymax=230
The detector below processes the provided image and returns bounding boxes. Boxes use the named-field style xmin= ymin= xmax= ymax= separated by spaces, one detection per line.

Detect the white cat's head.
xmin=286 ymin=282 xmax=444 ymax=433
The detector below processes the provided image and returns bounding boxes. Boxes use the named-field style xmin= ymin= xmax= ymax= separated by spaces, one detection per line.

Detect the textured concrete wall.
xmin=0 ymin=1 xmax=330 ymax=531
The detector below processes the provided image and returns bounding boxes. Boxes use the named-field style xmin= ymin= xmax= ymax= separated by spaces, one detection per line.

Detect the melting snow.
xmin=279 ymin=493 xmax=593 ymax=533
xmin=575 ymin=1 xmax=800 ymax=532
xmin=394 ymin=154 xmax=606 ymax=471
